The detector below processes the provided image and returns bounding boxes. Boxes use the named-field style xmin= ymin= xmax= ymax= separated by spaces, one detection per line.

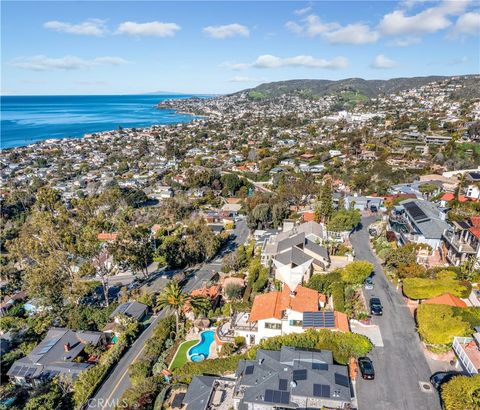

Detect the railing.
xmin=452 ymin=336 xmax=479 ymax=375
xmin=443 ymin=230 xmax=476 ymax=253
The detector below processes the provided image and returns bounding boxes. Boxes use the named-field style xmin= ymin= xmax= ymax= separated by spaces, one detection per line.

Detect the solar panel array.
xmin=292 ymin=369 xmax=307 ymax=380
xmin=245 ymin=365 xmax=254 ymax=375
xmin=403 ymin=202 xmax=429 ymax=222
xmin=312 ymin=362 xmax=328 ymax=371
xmin=334 ymin=372 xmax=350 ymax=388
xmin=9 ymin=365 xmax=36 ymax=378
xmin=313 ymin=384 xmax=331 ymax=398
xmin=36 ymin=338 xmax=60 ymax=355
xmin=303 ymin=311 xmax=335 ymax=328
xmin=264 ymin=389 xmax=290 ymax=404
xmin=279 ymin=379 xmax=288 ymax=391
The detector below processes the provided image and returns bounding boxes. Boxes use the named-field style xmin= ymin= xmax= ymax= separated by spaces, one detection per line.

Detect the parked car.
xmin=358 ymin=357 xmax=375 ymax=380
xmin=364 ymin=277 xmax=374 ymax=290
xmin=430 ymin=371 xmax=462 ymax=390
xmin=370 ymin=297 xmax=383 ymax=315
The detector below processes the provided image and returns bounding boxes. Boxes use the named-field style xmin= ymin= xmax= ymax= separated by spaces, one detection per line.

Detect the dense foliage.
xmin=403 ymin=271 xmax=471 ymax=300
xmin=441 ymin=374 xmax=480 ymax=410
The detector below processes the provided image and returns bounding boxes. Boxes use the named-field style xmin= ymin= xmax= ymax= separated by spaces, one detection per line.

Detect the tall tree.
xmin=316 ymin=177 xmax=333 ymax=222
xmin=156 ymin=281 xmax=211 ymax=334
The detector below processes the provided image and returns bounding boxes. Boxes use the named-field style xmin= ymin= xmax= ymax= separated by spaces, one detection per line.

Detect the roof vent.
xmin=258 ymin=358 xmax=264 ymax=365
xmin=64 ymin=343 xmax=70 ymax=352
xmin=283 ymin=367 xmax=289 ymax=372
xmin=290 ymin=380 xmax=297 ymax=388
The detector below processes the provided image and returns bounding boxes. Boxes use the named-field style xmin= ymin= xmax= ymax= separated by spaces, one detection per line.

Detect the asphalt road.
xmin=87 ymin=218 xmax=249 ymax=409
xmin=351 ymin=216 xmax=441 ymax=410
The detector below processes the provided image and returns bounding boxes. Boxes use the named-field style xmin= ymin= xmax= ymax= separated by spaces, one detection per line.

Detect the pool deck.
xmin=187 ymin=328 xmax=219 ymax=361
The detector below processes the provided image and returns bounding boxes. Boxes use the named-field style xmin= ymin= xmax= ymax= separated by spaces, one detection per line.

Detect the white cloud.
xmin=378 ymin=0 xmax=469 ymax=36
xmin=294 ymin=6 xmax=313 ymax=16
xmin=452 ymin=11 xmax=480 ymax=35
xmin=44 ymin=18 xmax=107 ymax=36
xmin=286 ymin=14 xmax=377 ymax=44
xmin=229 ymin=76 xmax=265 ymax=83
xmin=203 ymin=23 xmax=250 ymax=39
xmin=10 ymin=55 xmax=128 ymax=71
xmin=225 ymin=54 xmax=348 ymax=70
xmin=370 ymin=54 xmax=398 ymax=69
xmin=116 ymin=21 xmax=180 ymax=37
xmin=388 ymin=36 xmax=421 ymax=47
xmin=324 ymin=24 xmax=379 ymax=44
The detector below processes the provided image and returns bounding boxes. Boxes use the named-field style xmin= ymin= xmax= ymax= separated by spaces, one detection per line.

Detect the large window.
xmin=289 ymin=320 xmax=303 ymax=327
xmin=264 ymin=322 xmax=281 ymax=330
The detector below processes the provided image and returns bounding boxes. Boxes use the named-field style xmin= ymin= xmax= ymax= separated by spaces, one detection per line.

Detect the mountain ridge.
xmin=232 ymin=74 xmax=479 ymax=100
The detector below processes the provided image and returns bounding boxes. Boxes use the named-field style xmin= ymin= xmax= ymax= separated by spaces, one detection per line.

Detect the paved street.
xmin=351 ymin=216 xmax=441 ymax=410
xmin=87 ymin=218 xmax=249 ymax=409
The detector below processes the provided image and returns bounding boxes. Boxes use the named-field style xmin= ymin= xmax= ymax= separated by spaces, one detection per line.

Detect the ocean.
xmin=0 ymin=94 xmax=200 ymax=149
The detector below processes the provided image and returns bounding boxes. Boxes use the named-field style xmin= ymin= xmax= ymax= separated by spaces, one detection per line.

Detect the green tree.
xmin=441 ymin=374 xmax=480 ymax=410
xmin=156 ymin=281 xmax=211 ymax=334
xmin=316 ymin=177 xmax=333 ymax=222
xmin=340 ymin=261 xmax=374 ymax=286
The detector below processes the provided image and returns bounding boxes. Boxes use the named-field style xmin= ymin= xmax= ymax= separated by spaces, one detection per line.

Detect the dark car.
xmin=370 ymin=297 xmax=383 ymax=315
xmin=430 ymin=371 xmax=462 ymax=390
xmin=358 ymin=357 xmax=375 ymax=380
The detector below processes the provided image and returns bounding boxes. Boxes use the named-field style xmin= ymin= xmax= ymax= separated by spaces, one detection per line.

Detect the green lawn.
xmin=169 ymin=339 xmax=198 ymax=370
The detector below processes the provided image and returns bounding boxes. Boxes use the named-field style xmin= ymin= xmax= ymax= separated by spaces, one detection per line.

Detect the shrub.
xmin=129 ymin=359 xmax=152 ymax=385
xmin=331 ymin=282 xmax=345 ymax=312
xmin=174 ymin=354 xmax=246 ymax=383
xmin=306 ymin=270 xmax=342 ymax=294
xmin=403 ymin=276 xmax=469 ymax=300
xmin=120 ymin=376 xmax=163 ymax=410
xmin=340 ymin=261 xmax=374 ymax=286
xmin=224 ymin=283 xmax=244 ymax=300
xmin=441 ymin=374 xmax=480 ymax=410
xmin=219 ymin=342 xmax=236 ymax=357
xmin=246 ymin=329 xmax=372 ymax=365
xmin=416 ymin=304 xmax=471 ymax=347
xmin=252 ymin=267 xmax=268 ymax=293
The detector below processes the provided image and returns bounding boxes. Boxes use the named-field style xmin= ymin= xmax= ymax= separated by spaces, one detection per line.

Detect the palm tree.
xmin=156 ymin=281 xmax=211 ymax=335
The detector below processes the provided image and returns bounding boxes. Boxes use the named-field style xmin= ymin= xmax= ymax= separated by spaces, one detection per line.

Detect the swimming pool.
xmin=188 ymin=330 xmax=215 ymax=362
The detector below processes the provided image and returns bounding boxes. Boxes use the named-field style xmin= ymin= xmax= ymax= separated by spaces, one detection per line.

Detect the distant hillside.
xmin=234 ymin=75 xmax=479 ymax=100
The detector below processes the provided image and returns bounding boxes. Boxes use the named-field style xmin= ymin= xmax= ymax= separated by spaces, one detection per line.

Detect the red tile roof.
xmin=97 ymin=232 xmax=118 ymax=241
xmin=191 ymin=285 xmax=221 ymax=299
xmin=441 ymin=192 xmax=471 ymax=202
xmin=423 ymin=293 xmax=467 ymax=308
xmin=249 ymin=285 xmax=324 ymax=322
xmin=469 ymin=227 xmax=480 ymax=239
xmin=302 ymin=212 xmax=316 ymax=222
xmin=470 ymin=216 xmax=480 ymax=227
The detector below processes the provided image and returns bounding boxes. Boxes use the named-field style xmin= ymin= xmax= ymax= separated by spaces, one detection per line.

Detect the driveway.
xmin=351 ymin=216 xmax=441 ymax=410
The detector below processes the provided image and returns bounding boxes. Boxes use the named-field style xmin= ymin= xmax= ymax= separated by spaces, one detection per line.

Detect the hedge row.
xmin=117 ymin=315 xmax=176 ymax=409
xmin=73 ymin=334 xmax=129 ymax=408
xmin=246 ymin=329 xmax=373 ymax=365
xmin=441 ymin=374 xmax=480 ymax=410
xmin=173 ymin=354 xmax=246 ymax=383
xmin=331 ymin=282 xmax=345 ymax=312
xmin=403 ymin=271 xmax=471 ymax=300
xmin=417 ymin=304 xmax=480 ymax=348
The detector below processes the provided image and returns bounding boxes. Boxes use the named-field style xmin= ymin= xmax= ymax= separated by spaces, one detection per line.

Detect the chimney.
xmin=64 ymin=343 xmax=70 ymax=352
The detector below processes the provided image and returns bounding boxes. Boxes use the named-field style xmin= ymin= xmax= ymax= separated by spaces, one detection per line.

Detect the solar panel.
xmin=334 ymin=373 xmax=349 ymax=388
xmin=272 ymin=390 xmax=282 ymax=403
xmin=265 ymin=389 xmax=274 ymax=402
xmin=279 ymin=379 xmax=288 ymax=391
xmin=303 ymin=312 xmax=336 ymax=329
xmin=403 ymin=202 xmax=429 ymax=222
xmin=10 ymin=366 xmax=22 ymax=376
xmin=245 ymin=365 xmax=254 ymax=375
xmin=37 ymin=338 xmax=60 ymax=355
xmin=312 ymin=362 xmax=328 ymax=371
xmin=313 ymin=384 xmax=330 ymax=398
xmin=280 ymin=391 xmax=290 ymax=404
xmin=292 ymin=369 xmax=307 ymax=380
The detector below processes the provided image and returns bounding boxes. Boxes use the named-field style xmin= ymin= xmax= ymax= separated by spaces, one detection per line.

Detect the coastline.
xmin=1 ymin=94 xmax=207 ymax=151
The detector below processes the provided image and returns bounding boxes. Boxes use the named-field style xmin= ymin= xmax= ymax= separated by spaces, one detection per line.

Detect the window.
xmin=289 ymin=320 xmax=303 ymax=327
xmin=264 ymin=322 xmax=281 ymax=330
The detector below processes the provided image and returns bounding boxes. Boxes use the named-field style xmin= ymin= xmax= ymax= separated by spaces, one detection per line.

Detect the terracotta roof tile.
xmin=423 ymin=293 xmax=467 ymax=308
xmin=97 ymin=232 xmax=118 ymax=241
xmin=469 ymin=227 xmax=480 ymax=239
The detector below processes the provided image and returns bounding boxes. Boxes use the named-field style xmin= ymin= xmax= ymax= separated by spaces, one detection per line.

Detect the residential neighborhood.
xmin=1 ymin=75 xmax=480 ymax=410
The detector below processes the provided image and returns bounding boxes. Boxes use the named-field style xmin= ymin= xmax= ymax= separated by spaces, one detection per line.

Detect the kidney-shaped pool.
xmin=188 ymin=330 xmax=215 ymax=362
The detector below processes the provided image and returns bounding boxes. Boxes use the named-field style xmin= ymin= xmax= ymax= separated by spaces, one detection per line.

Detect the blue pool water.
xmin=188 ymin=330 xmax=215 ymax=362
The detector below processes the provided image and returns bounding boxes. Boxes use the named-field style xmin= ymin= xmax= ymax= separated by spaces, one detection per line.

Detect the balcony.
xmin=452 ymin=336 xmax=480 ymax=375
xmin=443 ymin=230 xmax=476 ymax=254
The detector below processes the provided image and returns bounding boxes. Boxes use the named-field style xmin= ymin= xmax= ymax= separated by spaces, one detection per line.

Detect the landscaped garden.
xmin=169 ymin=339 xmax=198 ymax=371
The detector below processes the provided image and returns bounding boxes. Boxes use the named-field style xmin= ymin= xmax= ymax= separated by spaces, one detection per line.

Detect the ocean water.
xmin=0 ymin=94 xmax=200 ymax=149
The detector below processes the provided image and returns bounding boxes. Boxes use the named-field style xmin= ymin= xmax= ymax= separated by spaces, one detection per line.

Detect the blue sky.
xmin=1 ymin=0 xmax=479 ymax=95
